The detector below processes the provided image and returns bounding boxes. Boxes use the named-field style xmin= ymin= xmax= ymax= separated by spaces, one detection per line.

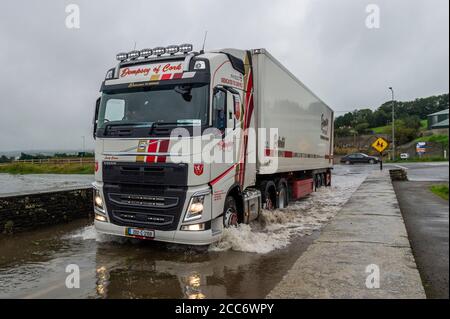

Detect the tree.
xmin=355 ymin=122 xmax=370 ymax=135
xmin=382 ymin=119 xmax=420 ymax=145
xmin=0 ymin=155 xmax=13 ymax=163
xmin=334 ymin=93 xmax=449 ymax=136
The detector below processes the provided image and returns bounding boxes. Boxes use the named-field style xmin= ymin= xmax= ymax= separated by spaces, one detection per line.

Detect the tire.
xmin=315 ymin=174 xmax=323 ymax=190
xmin=276 ymin=179 xmax=288 ymax=209
xmin=325 ymin=172 xmax=332 ymax=187
xmin=369 ymin=159 xmax=375 ymax=164
xmin=260 ymin=180 xmax=276 ymax=210
xmin=345 ymin=160 xmax=351 ymax=165
xmin=223 ymin=196 xmax=239 ymax=228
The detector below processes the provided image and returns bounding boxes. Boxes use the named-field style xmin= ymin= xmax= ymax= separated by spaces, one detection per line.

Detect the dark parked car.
xmin=340 ymin=153 xmax=379 ymax=165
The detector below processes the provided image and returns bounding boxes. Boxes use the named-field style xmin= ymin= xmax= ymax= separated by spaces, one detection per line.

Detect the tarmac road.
xmin=386 ymin=161 xmax=449 ymax=182
xmin=391 ymin=162 xmax=449 ymax=299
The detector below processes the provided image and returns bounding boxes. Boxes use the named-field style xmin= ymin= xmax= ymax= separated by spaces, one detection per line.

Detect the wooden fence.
xmin=2 ymin=158 xmax=95 ymax=165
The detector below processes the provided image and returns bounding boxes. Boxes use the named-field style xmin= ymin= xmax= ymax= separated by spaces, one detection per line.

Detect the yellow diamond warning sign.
xmin=371 ymin=137 xmax=389 ymax=153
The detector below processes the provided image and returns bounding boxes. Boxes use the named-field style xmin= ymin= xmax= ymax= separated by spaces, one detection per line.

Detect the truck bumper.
xmin=94 ymin=219 xmax=222 ymax=246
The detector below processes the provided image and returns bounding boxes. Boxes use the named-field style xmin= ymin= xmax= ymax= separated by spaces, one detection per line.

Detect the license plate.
xmin=126 ymin=228 xmax=155 ymax=239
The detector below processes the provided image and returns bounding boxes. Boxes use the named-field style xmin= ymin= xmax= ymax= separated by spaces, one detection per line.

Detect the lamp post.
xmin=389 ymin=87 xmax=395 ymax=161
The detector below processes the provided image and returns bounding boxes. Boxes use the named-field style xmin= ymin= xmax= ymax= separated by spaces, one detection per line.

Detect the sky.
xmin=0 ymin=0 xmax=448 ymax=152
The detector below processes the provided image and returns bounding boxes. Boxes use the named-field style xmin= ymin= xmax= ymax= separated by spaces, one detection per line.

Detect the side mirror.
xmin=93 ymin=97 xmax=100 ymax=139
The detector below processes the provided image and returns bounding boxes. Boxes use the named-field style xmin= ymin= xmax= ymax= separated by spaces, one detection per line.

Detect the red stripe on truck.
xmin=157 ymin=140 xmax=170 ymax=162
xmin=145 ymin=140 xmax=158 ymax=162
xmin=210 ymin=164 xmax=238 ymax=186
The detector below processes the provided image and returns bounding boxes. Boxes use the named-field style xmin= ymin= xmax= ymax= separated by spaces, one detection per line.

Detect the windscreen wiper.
xmin=103 ymin=122 xmax=155 ymax=137
xmin=104 ymin=122 xmax=152 ymax=129
xmin=153 ymin=121 xmax=200 ymax=126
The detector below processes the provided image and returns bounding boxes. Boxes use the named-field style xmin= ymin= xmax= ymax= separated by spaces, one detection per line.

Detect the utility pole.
xmin=389 ymin=87 xmax=395 ymax=161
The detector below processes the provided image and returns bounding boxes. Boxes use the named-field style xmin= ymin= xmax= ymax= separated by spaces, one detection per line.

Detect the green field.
xmin=414 ymin=134 xmax=449 ymax=146
xmin=386 ymin=156 xmax=449 ymax=163
xmin=0 ymin=162 xmax=94 ymax=174
xmin=430 ymin=185 xmax=449 ymax=200
xmin=371 ymin=125 xmax=390 ymax=134
xmin=420 ymin=119 xmax=428 ymax=130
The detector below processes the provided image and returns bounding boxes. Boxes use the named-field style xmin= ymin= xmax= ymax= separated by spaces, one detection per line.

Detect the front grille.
xmin=102 ymin=162 xmax=188 ymax=231
xmin=108 ymin=193 xmax=179 ymax=209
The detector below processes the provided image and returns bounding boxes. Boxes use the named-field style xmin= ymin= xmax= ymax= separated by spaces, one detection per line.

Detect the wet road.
xmin=0 ymin=165 xmax=371 ymax=299
xmin=394 ymin=181 xmax=449 ymax=299
xmin=386 ymin=162 xmax=449 ymax=182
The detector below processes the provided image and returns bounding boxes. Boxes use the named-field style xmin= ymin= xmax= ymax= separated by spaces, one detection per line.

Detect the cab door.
xmin=209 ymin=87 xmax=240 ymax=186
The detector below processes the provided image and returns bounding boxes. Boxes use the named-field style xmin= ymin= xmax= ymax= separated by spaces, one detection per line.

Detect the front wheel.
xmin=260 ymin=180 xmax=276 ymax=210
xmin=223 ymin=196 xmax=239 ymax=228
xmin=369 ymin=159 xmax=375 ymax=164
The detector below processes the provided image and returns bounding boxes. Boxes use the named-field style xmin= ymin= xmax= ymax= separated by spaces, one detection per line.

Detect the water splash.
xmin=209 ymin=172 xmax=366 ymax=254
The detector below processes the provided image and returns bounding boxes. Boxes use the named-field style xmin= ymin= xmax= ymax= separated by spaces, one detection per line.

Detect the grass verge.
xmin=430 ymin=185 xmax=449 ymax=201
xmin=0 ymin=162 xmax=94 ymax=174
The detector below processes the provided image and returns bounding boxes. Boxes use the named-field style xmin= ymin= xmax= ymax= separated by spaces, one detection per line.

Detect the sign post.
xmin=371 ymin=137 xmax=389 ymax=171
xmin=416 ymin=142 xmax=427 ymax=158
xmin=379 ymin=152 xmax=383 ymax=171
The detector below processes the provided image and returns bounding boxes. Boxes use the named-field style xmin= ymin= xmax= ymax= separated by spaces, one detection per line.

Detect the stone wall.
xmin=0 ymin=187 xmax=93 ymax=234
xmin=335 ymin=134 xmax=391 ymax=150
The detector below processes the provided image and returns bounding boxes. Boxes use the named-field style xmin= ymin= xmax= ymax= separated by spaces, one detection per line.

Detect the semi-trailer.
xmin=93 ymin=45 xmax=334 ymax=245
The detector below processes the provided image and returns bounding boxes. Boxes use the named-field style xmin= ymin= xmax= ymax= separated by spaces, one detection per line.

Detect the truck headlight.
xmin=94 ymin=188 xmax=105 ymax=212
xmin=184 ymin=191 xmax=209 ymax=222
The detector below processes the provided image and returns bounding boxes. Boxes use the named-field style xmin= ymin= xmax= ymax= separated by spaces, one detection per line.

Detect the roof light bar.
xmin=116 ymin=44 xmax=194 ymax=61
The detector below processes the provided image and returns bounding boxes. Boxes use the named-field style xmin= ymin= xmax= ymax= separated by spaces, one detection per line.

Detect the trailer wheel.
xmin=276 ymin=179 xmax=289 ymax=209
xmin=260 ymin=180 xmax=276 ymax=210
xmin=326 ymin=171 xmax=332 ymax=187
xmin=314 ymin=174 xmax=320 ymax=190
xmin=223 ymin=196 xmax=239 ymax=228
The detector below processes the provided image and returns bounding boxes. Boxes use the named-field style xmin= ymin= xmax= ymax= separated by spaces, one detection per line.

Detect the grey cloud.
xmin=0 ymin=0 xmax=448 ymax=151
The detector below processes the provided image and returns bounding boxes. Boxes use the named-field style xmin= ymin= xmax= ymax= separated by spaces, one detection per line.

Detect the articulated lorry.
xmin=93 ymin=44 xmax=334 ymax=245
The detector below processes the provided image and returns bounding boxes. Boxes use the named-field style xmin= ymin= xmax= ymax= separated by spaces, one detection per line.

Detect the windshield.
xmin=97 ymin=84 xmax=209 ymax=129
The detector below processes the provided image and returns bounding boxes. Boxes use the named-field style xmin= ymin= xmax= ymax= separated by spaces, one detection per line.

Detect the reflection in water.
xmin=96 ymin=266 xmax=109 ymax=298
xmin=90 ymin=240 xmax=311 ymax=299
xmin=183 ymin=273 xmax=206 ymax=299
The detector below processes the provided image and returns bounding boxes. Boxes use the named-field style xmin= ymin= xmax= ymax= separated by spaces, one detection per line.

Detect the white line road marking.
xmin=394 ymin=164 xmax=409 ymax=170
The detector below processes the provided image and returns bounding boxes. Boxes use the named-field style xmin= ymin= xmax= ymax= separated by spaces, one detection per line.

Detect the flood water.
xmin=0 ymin=166 xmax=370 ymax=299
xmin=0 ymin=174 xmax=93 ymax=196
